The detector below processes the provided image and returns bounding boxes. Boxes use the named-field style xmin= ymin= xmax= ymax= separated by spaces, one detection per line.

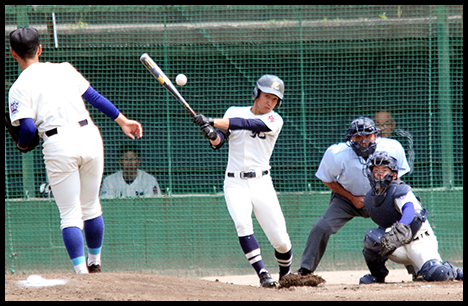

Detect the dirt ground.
xmin=5 ymin=269 xmax=463 ymax=301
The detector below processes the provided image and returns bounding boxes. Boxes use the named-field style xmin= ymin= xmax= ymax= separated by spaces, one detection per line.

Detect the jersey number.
xmin=250 ymin=131 xmax=266 ymax=139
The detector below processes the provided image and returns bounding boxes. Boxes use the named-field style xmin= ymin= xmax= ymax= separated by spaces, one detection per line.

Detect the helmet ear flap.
xmin=252 ymin=86 xmax=259 ymax=101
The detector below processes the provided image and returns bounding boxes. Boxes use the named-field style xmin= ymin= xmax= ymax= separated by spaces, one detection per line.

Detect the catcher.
xmin=360 ymin=151 xmax=463 ymax=283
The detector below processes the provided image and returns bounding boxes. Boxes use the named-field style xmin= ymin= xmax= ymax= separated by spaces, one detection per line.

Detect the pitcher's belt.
xmin=45 ymin=119 xmax=88 ymax=137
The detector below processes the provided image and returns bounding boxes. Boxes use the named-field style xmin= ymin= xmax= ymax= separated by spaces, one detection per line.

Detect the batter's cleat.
xmin=259 ymin=271 xmax=278 ymax=288
xmin=297 ymin=267 xmax=312 ymax=276
xmin=359 ymin=274 xmax=385 ymax=284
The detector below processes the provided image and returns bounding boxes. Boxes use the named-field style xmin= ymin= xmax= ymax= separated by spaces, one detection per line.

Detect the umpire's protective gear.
xmin=345 ymin=116 xmax=379 ymax=160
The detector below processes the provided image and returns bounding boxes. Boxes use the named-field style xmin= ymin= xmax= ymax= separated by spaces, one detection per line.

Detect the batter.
xmin=8 ymin=27 xmax=143 ymax=274
xmin=360 ymin=151 xmax=463 ymax=283
xmin=192 ymin=75 xmax=293 ymax=288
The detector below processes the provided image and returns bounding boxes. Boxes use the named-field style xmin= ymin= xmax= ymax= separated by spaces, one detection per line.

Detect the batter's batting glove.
xmin=200 ymin=123 xmax=218 ymax=141
xmin=193 ymin=114 xmax=214 ymax=127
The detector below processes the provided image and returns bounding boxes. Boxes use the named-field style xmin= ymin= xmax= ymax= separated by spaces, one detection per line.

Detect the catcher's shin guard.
xmin=362 ymin=248 xmax=389 ymax=282
xmin=420 ymin=259 xmax=457 ymax=281
xmin=362 ymin=228 xmax=389 ymax=282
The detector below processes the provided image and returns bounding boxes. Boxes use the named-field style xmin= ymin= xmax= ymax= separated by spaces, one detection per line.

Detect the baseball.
xmin=176 ymin=74 xmax=187 ymax=86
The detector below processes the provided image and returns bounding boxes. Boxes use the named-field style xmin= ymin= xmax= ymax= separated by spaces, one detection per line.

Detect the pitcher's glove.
xmin=379 ymin=222 xmax=413 ymax=257
xmin=5 ymin=112 xmax=40 ymax=153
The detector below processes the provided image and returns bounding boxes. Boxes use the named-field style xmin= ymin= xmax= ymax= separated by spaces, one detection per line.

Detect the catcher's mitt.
xmin=5 ymin=112 xmax=39 ymax=153
xmin=278 ymin=273 xmax=326 ymax=289
xmin=379 ymin=222 xmax=413 ymax=257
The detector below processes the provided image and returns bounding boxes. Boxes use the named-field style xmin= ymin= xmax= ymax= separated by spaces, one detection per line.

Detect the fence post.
xmin=14 ymin=5 xmax=37 ymax=198
xmin=436 ymin=5 xmax=454 ymax=189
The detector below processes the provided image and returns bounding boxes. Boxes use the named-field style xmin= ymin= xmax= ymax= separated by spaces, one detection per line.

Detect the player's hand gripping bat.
xmin=140 ymin=53 xmax=197 ymax=117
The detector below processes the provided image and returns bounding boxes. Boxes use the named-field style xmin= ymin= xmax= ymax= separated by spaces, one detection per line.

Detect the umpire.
xmin=298 ymin=117 xmax=410 ymax=276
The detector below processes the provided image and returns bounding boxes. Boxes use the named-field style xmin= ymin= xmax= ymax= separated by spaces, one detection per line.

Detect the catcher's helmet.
xmin=252 ymin=74 xmax=284 ymax=107
xmin=365 ymin=151 xmax=399 ymax=192
xmin=346 ymin=116 xmax=379 ymax=160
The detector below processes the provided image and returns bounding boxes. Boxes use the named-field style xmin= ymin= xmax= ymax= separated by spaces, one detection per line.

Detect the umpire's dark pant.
xmin=300 ymin=192 xmax=369 ymax=272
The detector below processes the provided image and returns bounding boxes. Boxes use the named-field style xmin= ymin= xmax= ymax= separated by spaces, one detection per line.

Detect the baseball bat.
xmin=140 ymin=53 xmax=197 ymax=117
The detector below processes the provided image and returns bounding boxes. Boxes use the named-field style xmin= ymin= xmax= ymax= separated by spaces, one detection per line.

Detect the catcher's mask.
xmin=345 ymin=116 xmax=379 ymax=160
xmin=365 ymin=151 xmax=399 ymax=192
xmin=252 ymin=74 xmax=284 ymax=108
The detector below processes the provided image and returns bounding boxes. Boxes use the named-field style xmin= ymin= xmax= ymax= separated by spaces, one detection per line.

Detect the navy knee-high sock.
xmin=62 ymin=227 xmax=87 ymax=273
xmin=239 ymin=235 xmax=267 ymax=276
xmin=275 ymin=248 xmax=293 ymax=278
xmin=84 ymin=215 xmax=104 ymax=265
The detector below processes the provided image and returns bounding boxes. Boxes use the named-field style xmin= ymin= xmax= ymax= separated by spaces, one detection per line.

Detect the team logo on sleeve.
xmin=10 ymin=100 xmax=19 ymax=115
xmin=268 ymin=115 xmax=275 ymax=123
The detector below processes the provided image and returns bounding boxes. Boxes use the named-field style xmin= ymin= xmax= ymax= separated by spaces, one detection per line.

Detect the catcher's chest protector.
xmin=364 ymin=181 xmax=411 ymax=229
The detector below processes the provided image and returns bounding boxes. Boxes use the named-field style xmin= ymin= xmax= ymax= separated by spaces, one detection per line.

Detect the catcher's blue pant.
xmin=300 ymin=192 xmax=369 ymax=272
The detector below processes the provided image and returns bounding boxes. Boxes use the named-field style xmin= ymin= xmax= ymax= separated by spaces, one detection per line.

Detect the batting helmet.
xmin=252 ymin=74 xmax=284 ymax=108
xmin=365 ymin=151 xmax=399 ymax=192
xmin=346 ymin=116 xmax=379 ymax=160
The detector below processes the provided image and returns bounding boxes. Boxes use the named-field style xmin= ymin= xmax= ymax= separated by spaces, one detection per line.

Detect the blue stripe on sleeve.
xmin=229 ymin=118 xmax=271 ymax=132
xmin=17 ymin=118 xmax=36 ymax=148
xmin=399 ymin=202 xmax=415 ymax=225
xmin=82 ymin=85 xmax=120 ymax=120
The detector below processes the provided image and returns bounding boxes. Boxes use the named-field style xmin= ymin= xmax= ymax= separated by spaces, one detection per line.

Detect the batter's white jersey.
xmin=315 ymin=138 xmax=410 ymax=196
xmin=100 ymin=169 xmax=161 ymax=198
xmin=222 ymin=106 xmax=291 ymax=253
xmin=223 ymin=106 xmax=283 ymax=172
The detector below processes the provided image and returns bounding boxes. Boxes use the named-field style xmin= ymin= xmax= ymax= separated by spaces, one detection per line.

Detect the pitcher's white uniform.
xmin=9 ymin=62 xmax=103 ymax=230
xmin=223 ymin=106 xmax=291 ymax=253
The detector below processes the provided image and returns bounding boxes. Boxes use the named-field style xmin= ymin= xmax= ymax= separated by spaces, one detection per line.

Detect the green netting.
xmin=5 ymin=5 xmax=463 ymax=275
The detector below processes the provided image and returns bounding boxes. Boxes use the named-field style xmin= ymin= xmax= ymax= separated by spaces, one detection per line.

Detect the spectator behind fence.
xmin=373 ymin=110 xmax=415 ymax=174
xmin=100 ymin=144 xmax=161 ymax=198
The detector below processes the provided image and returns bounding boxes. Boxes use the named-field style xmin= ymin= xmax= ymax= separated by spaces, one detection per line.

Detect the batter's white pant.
xmin=42 ymin=122 xmax=104 ymax=230
xmin=388 ymin=226 xmax=442 ymax=270
xmin=224 ymin=173 xmax=291 ymax=253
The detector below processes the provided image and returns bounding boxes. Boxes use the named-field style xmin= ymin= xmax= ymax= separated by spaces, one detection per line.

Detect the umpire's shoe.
xmin=297 ymin=267 xmax=312 ymax=276
xmin=259 ymin=271 xmax=278 ymax=288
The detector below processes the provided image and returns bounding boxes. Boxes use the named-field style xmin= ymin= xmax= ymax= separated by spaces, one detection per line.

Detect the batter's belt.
xmin=227 ymin=170 xmax=269 ymax=179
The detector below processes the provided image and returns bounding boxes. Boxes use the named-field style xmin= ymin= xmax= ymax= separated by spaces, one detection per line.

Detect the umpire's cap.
xmin=10 ymin=27 xmax=40 ymax=58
